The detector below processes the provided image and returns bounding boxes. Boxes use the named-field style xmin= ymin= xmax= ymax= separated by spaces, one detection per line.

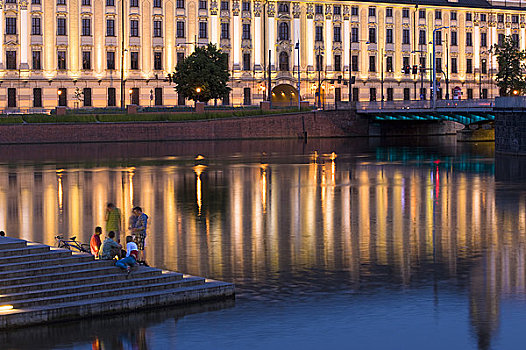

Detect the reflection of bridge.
xmin=352 ymin=99 xmax=496 ymax=125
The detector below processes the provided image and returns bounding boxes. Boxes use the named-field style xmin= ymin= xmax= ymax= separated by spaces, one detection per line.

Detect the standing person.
xmin=90 ymin=226 xmax=102 ymax=258
xmin=115 ymin=236 xmax=139 ymax=273
xmin=105 ymin=203 xmax=122 ymax=243
xmin=131 ymin=206 xmax=148 ymax=266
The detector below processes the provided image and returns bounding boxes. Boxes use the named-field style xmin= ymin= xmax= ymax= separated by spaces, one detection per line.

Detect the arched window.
xmin=279 ymin=51 xmax=289 ymax=71
xmin=278 ymin=22 xmax=289 ymax=41
xmin=278 ymin=3 xmax=289 ymax=13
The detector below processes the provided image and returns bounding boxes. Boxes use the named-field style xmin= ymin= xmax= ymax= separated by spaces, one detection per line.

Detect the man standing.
xmin=131 ymin=206 xmax=148 ymax=266
xmin=105 ymin=203 xmax=122 ymax=242
xmin=90 ymin=226 xmax=102 ymax=258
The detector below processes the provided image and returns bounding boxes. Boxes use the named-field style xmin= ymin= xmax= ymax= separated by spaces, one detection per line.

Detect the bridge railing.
xmin=355 ymin=99 xmax=495 ymax=112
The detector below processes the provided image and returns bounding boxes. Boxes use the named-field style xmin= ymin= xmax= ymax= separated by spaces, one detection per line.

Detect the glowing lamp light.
xmin=57 ymin=90 xmax=62 ymax=95
xmin=195 ymin=154 xmax=205 ymax=160
xmin=196 ymin=87 xmax=202 ymax=93
xmin=0 ymin=305 xmax=14 ymax=312
xmin=128 ymin=89 xmax=133 ymax=94
xmin=513 ymin=90 xmax=519 ymax=95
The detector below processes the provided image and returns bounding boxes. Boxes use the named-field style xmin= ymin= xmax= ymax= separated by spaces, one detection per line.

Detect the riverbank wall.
xmin=495 ymin=97 xmax=526 ymax=155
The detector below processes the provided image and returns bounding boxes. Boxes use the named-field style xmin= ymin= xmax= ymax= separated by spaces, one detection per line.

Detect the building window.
xmin=435 ymin=10 xmax=441 ymax=20
xmin=369 ymin=55 xmax=376 ymax=72
xmin=220 ymin=0 xmax=229 ymax=10
xmin=498 ymin=33 xmax=505 ymax=46
xmin=333 ymin=5 xmax=341 ymax=15
xmin=199 ymin=22 xmax=208 ymax=39
xmin=351 ymin=55 xmax=358 ymax=71
xmin=199 ymin=0 xmax=207 ymax=9
xmin=107 ymin=51 xmax=115 ymax=70
xmin=108 ymin=88 xmax=116 ymax=106
xmin=153 ymin=20 xmax=162 ymax=37
xmin=153 ymin=0 xmax=161 ymax=8
xmin=279 ymin=51 xmax=289 ymax=71
xmin=512 ymin=15 xmax=519 ymax=23
xmin=154 ymin=51 xmax=162 ymax=70
xmin=6 ymin=51 xmax=16 ymax=70
xmin=403 ymin=88 xmax=410 ymax=101
xmin=106 ymin=0 xmax=114 ymax=6
xmin=242 ymin=1 xmax=250 ymax=11
xmin=351 ymin=6 xmax=358 ymax=16
xmin=82 ymin=18 xmax=91 ymax=36
xmin=334 ymin=54 xmax=341 ymax=71
xmin=480 ymin=13 xmax=486 ymax=22
xmin=57 ymin=18 xmax=67 ymax=35
xmin=512 ymin=33 xmax=520 ymax=47
xmin=176 ymin=21 xmax=185 ymax=38
xmin=243 ymin=53 xmax=250 ymax=71
xmin=333 ymin=26 xmax=341 ymax=42
xmin=466 ymin=32 xmax=473 ymax=46
xmin=403 ymin=56 xmax=409 ymax=68
xmin=107 ymin=19 xmax=115 ymax=36
xmin=155 ymin=88 xmax=163 ymax=106
xmin=315 ymin=26 xmax=323 ymax=41
xmin=33 ymin=88 xmax=42 ymax=107
xmin=387 ymin=88 xmax=393 ymax=101
xmin=58 ymin=88 xmax=67 ymax=106
xmin=466 ymin=12 xmax=472 ymax=21
xmin=32 ymin=0 xmax=41 ymax=4
xmin=57 ymin=0 xmax=66 ymax=4
xmin=130 ymin=51 xmax=139 ymax=70
xmin=386 ymin=56 xmax=393 ymax=72
xmin=481 ymin=59 xmax=487 ymax=74
xmin=370 ymin=88 xmax=376 ymax=101
xmin=177 ymin=52 xmax=185 ymax=65
xmin=368 ymin=7 xmax=375 ymax=17
xmin=278 ymin=22 xmax=289 ymax=41
xmin=83 ymin=88 xmax=92 ymax=107
xmin=419 ymin=29 xmax=426 ymax=45
xmin=466 ymin=58 xmax=472 ymax=73
xmin=32 ymin=50 xmax=41 ymax=70
xmin=467 ymin=88 xmax=473 ymax=99
xmin=176 ymin=0 xmax=184 ymax=8
xmin=278 ymin=3 xmax=289 ymax=13
xmin=7 ymin=88 xmax=16 ymax=108
xmin=315 ymin=4 xmax=323 ymax=14
xmin=386 ymin=28 xmax=393 ymax=44
xmin=82 ymin=51 xmax=91 ymax=70
xmin=351 ymin=27 xmax=358 ymax=42
xmin=402 ymin=8 xmax=409 ymax=18
xmin=130 ymin=20 xmax=139 ymax=37
xmin=435 ymin=30 xmax=442 ymax=45
xmin=221 ymin=22 xmax=229 ymax=39
xmin=450 ymin=31 xmax=457 ymax=46
xmin=242 ymin=23 xmax=250 ymax=40
xmin=402 ymin=29 xmax=410 ymax=45
xmin=481 ymin=32 xmax=487 ymax=47
xmin=420 ymin=56 xmax=426 ymax=70
xmin=368 ymin=27 xmax=376 ymax=43
xmin=243 ymin=87 xmax=251 ymax=105
xmin=419 ymin=9 xmax=425 ymax=19
xmin=435 ymin=57 xmax=442 ymax=73
xmin=57 ymin=50 xmax=66 ymax=70
xmin=6 ymin=18 xmax=17 ymax=35
xmin=31 ymin=17 xmax=41 ymax=35
xmin=130 ymin=0 xmax=138 ymax=6
xmin=82 ymin=0 xmax=90 ymax=5
xmin=386 ymin=8 xmax=393 ymax=18
xmin=451 ymin=11 xmax=457 ymax=21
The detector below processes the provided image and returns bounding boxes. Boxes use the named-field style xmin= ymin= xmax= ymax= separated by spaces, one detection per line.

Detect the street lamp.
xmin=295 ymin=41 xmax=301 ymax=110
xmin=315 ymin=46 xmax=323 ymax=109
xmin=433 ymin=26 xmax=449 ymax=109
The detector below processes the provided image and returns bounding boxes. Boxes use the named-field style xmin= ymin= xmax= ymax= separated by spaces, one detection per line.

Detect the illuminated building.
xmin=0 ymin=0 xmax=523 ymax=108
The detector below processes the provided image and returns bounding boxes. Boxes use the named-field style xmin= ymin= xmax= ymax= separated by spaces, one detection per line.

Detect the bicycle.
xmin=55 ymin=235 xmax=91 ymax=253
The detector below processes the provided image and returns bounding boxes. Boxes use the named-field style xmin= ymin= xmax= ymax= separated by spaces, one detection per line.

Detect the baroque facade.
xmin=0 ymin=0 xmax=525 ymax=109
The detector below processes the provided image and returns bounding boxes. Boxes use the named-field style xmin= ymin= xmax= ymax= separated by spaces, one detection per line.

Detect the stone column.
xmin=0 ymin=1 xmax=4 ymax=68
xmin=253 ymin=1 xmax=261 ymax=69
xmin=267 ymin=2 xmax=275 ymax=69
xmin=210 ymin=1 xmax=219 ymax=45
xmin=293 ymin=3 xmax=300 ymax=68
xmin=325 ymin=6 xmax=332 ymax=69
xmin=343 ymin=7 xmax=350 ymax=70
xmin=306 ymin=3 xmax=314 ymax=68
xmin=19 ymin=0 xmax=29 ymax=69
xmin=233 ymin=0 xmax=240 ymax=69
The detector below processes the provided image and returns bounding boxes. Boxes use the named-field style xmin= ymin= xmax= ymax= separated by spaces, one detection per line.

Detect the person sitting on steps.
xmin=116 ymin=236 xmax=139 ymax=274
xmin=99 ymin=231 xmax=122 ymax=260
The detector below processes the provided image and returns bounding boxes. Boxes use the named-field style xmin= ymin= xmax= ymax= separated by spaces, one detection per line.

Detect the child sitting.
xmin=115 ymin=236 xmax=139 ymax=273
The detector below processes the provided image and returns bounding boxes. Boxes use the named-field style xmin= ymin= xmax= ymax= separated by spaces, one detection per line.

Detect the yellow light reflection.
xmin=260 ymin=164 xmax=268 ymax=213
xmin=57 ymin=170 xmax=63 ymax=214
xmin=193 ymin=165 xmax=207 ymax=216
xmin=0 ymin=305 xmax=13 ymax=312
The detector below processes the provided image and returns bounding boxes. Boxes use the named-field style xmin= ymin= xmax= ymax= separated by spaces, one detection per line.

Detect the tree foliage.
xmin=173 ymin=44 xmax=231 ymax=103
xmin=493 ymin=35 xmax=526 ymax=96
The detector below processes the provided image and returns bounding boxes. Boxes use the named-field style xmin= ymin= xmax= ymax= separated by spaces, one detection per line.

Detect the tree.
xmin=492 ymin=35 xmax=526 ymax=96
xmin=173 ymin=44 xmax=231 ymax=103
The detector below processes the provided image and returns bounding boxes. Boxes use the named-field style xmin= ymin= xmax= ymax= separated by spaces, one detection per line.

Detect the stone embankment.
xmin=0 ymin=236 xmax=234 ymax=329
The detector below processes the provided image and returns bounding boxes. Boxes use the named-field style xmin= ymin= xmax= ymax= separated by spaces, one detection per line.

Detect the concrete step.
xmin=0 ymin=271 xmax=184 ymax=303
xmin=0 ymin=265 xmax=136 ymax=287
xmin=0 ymin=259 xmax=116 ymax=280
xmin=0 ymin=280 xmax=235 ymax=329
xmin=9 ymin=276 xmax=206 ymax=309
xmin=0 ymin=266 xmax=165 ymax=294
xmin=0 ymin=244 xmax=50 ymax=258
xmin=0 ymin=240 xmax=27 ymax=250
xmin=0 ymin=249 xmax=73 ymax=264
xmin=0 ymin=254 xmax=95 ymax=272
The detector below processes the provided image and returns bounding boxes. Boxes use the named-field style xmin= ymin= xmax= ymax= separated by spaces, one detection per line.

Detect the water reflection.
xmin=0 ymin=139 xmax=524 ymax=350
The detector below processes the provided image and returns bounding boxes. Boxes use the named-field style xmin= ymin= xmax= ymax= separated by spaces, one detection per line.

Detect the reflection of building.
xmin=1 ymin=0 xmax=523 ymax=109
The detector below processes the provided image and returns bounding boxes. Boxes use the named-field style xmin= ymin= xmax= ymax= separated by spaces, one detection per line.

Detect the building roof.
xmin=343 ymin=0 xmax=526 ymax=11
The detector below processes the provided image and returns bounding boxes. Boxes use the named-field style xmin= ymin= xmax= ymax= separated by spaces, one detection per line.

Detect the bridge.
xmin=350 ymin=99 xmax=496 ymax=125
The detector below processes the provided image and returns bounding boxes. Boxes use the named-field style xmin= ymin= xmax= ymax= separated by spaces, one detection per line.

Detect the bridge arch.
xmin=271 ymin=84 xmax=298 ymax=107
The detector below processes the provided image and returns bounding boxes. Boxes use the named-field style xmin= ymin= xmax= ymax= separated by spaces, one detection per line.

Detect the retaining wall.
xmin=495 ymin=111 xmax=526 ymax=155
